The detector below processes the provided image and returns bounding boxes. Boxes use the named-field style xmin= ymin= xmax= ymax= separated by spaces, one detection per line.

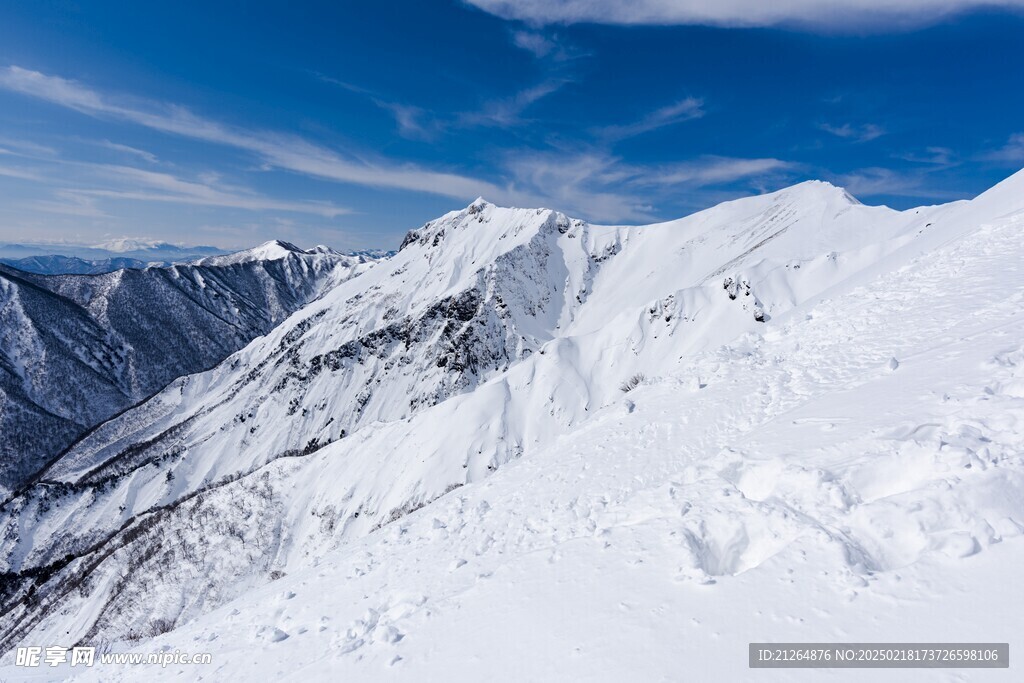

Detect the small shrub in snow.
xmin=619 ymin=373 xmax=646 ymax=393
xmin=147 ymin=617 xmax=174 ymax=637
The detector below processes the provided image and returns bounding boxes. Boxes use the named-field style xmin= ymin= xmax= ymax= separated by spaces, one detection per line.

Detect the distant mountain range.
xmin=0 ymin=240 xmax=227 ymax=264
xmin=0 ymin=255 xmax=157 ymax=274
xmin=0 ymin=240 xmax=382 ymax=492
xmin=0 ymin=241 xmax=395 ymax=275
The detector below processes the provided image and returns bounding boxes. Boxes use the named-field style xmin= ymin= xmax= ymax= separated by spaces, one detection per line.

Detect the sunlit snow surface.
xmin=1 ymin=173 xmax=1022 ymax=681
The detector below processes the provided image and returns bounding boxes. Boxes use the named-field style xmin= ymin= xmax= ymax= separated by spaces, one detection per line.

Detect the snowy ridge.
xmin=0 ymin=255 xmax=158 ymax=275
xmin=0 ymin=172 xmax=1022 ymax=676
xmin=193 ymin=240 xmax=351 ymax=267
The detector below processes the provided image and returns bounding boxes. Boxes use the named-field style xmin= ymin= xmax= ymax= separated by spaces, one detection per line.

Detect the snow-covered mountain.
xmin=91 ymin=239 xmax=192 ymax=254
xmin=0 ymin=172 xmax=1022 ymax=679
xmin=0 ymin=240 xmax=390 ymax=275
xmin=0 ymin=242 xmax=376 ymax=493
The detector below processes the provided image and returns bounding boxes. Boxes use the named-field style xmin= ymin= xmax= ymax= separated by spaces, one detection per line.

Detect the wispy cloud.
xmin=0 ymin=136 xmax=58 ymax=157
xmin=318 ymin=25 xmax=580 ymax=140
xmin=512 ymin=30 xmax=558 ymax=58
xmin=375 ymin=101 xmax=438 ymax=140
xmin=458 ymin=80 xmax=568 ymax=128
xmin=509 ymin=29 xmax=583 ymax=62
xmin=0 ymin=65 xmax=504 ymax=200
xmin=981 ymin=132 xmax=1024 ymax=163
xmin=314 ymin=72 xmax=441 ymax=140
xmin=501 ymin=150 xmax=647 ymax=221
xmin=311 ymin=72 xmax=374 ymax=96
xmin=0 ymin=147 xmax=352 ymax=219
xmin=463 ymin=0 xmax=1024 ymax=30
xmin=596 ymin=97 xmax=705 ymax=142
xmin=832 ymin=167 xmax=965 ymax=201
xmin=26 ymin=190 xmax=108 ymax=217
xmin=96 ymin=139 xmax=158 ymax=163
xmin=501 ymin=151 xmax=796 ymax=222
xmin=0 ymin=66 xmax=677 ymax=224
xmin=321 ymin=71 xmax=569 ymax=139
xmin=898 ymin=146 xmax=957 ymax=167
xmin=645 ymin=156 xmax=795 ymax=186
xmin=0 ymin=164 xmax=42 ymax=181
xmin=818 ymin=122 xmax=886 ymax=143
xmin=76 ymin=165 xmax=351 ymax=217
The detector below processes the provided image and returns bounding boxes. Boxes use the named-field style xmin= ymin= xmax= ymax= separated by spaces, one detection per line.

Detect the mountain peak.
xmin=256 ymin=239 xmax=303 ymax=255
xmin=779 ymin=179 xmax=863 ymax=206
xmin=399 ymin=200 xmax=562 ymax=255
xmin=194 ymin=240 xmax=314 ymax=266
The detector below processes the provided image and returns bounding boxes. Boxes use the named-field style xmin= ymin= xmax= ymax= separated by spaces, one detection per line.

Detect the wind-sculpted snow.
xmin=0 ymin=173 xmax=1022 ymax=669
xmin=0 ymin=244 xmax=372 ymax=492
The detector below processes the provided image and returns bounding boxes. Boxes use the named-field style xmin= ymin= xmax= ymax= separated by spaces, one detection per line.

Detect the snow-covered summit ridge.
xmin=400 ymin=179 xmax=873 ymax=266
xmin=193 ymin=239 xmax=392 ymax=268
xmin=193 ymin=240 xmax=356 ymax=266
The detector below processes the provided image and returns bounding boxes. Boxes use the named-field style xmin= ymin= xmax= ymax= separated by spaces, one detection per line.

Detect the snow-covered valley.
xmin=0 ymin=171 xmax=1022 ymax=681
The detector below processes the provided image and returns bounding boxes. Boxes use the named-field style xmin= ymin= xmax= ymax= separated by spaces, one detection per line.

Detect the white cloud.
xmin=77 ymin=165 xmax=351 ymax=217
xmin=374 ymin=101 xmax=437 ymax=140
xmin=97 ymin=140 xmax=159 ymax=163
xmin=463 ymin=0 xmax=1024 ymax=29
xmin=458 ymin=80 xmax=568 ymax=128
xmin=0 ymin=136 xmax=58 ymax=157
xmin=818 ymin=122 xmax=886 ymax=142
xmin=509 ymin=29 xmax=583 ymax=61
xmin=315 ymin=75 xmax=441 ymax=140
xmin=648 ymin=156 xmax=794 ymax=186
xmin=1 ymin=152 xmax=352 ymax=218
xmin=0 ymin=165 xmax=42 ymax=181
xmin=512 ymin=30 xmax=557 ymax=58
xmin=899 ymin=145 xmax=956 ymax=166
xmin=499 ymin=151 xmax=796 ymax=222
xmin=501 ymin=150 xmax=651 ymax=221
xmin=26 ymin=191 xmax=108 ymax=218
xmin=982 ymin=132 xmax=1024 ymax=163
xmin=357 ymin=78 xmax=567 ymax=138
xmin=0 ymin=66 xmax=505 ymax=201
xmin=597 ymin=98 xmax=704 ymax=142
xmin=832 ymin=166 xmax=964 ymax=200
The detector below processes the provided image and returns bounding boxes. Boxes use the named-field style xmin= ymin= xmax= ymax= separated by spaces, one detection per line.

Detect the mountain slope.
xmin=11 ymin=183 xmax=946 ymax=497
xmin=0 ymin=243 xmax=374 ymax=492
xmin=68 ymin=185 xmax=1024 ymax=680
xmin=0 ymin=173 xmax=1021 ymax=663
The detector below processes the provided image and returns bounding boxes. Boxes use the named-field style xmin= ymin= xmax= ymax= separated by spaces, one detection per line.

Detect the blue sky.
xmin=0 ymin=0 xmax=1022 ymax=251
